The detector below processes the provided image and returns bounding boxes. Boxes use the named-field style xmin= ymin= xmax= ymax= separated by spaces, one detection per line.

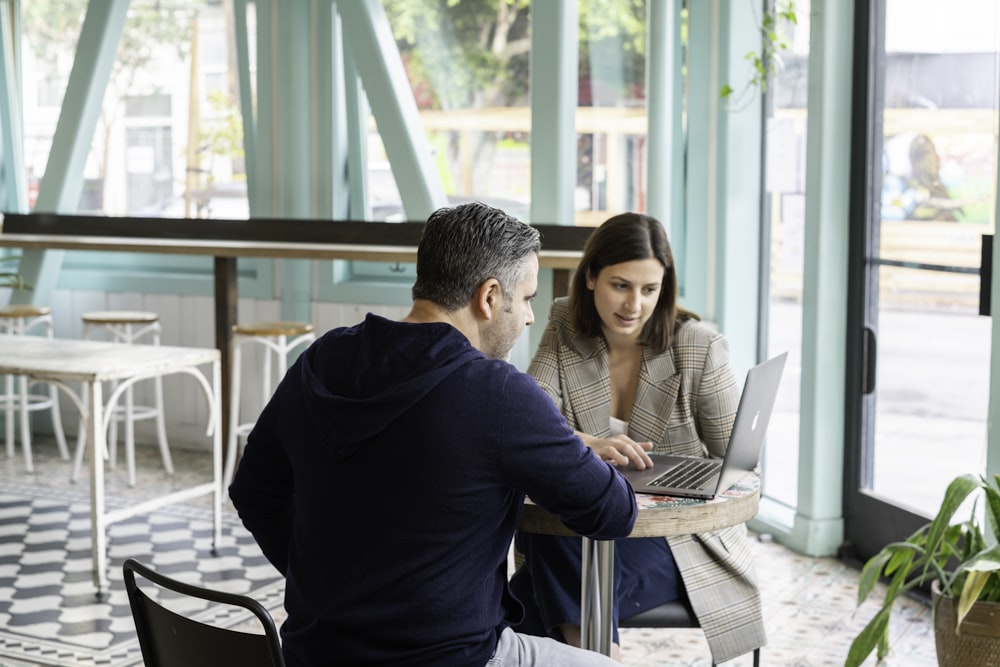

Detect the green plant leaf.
xmin=982 ymin=474 xmax=1000 ymax=538
xmin=845 ymin=604 xmax=891 ymax=667
xmin=958 ymin=569 xmax=993 ymax=630
xmin=925 ymin=474 xmax=980 ymax=556
xmin=857 ymin=551 xmax=892 ymax=603
xmin=956 ymin=546 xmax=1000 ymax=628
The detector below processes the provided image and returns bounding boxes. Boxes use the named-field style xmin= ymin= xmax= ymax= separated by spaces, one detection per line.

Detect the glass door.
xmin=844 ymin=0 xmax=998 ymax=560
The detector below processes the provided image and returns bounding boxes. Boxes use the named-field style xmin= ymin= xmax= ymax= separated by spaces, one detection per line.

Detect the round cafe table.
xmin=517 ymin=473 xmax=761 ymax=656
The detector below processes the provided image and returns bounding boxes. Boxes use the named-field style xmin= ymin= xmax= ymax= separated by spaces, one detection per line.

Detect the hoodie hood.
xmin=296 ymin=313 xmax=483 ymax=461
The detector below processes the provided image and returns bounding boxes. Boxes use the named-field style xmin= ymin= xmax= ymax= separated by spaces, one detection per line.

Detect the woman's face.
xmin=586 ymin=258 xmax=665 ymax=344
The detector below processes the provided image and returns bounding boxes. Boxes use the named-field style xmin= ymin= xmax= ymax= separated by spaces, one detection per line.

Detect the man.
xmin=229 ymin=202 xmax=636 ymax=666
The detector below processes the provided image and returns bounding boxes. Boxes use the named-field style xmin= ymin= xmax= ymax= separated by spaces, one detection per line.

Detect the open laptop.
xmin=621 ymin=352 xmax=787 ymax=499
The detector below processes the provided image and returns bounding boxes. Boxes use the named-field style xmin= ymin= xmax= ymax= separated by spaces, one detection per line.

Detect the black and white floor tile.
xmin=2 ymin=440 xmax=939 ymax=666
xmin=0 ymin=479 xmax=284 ymax=667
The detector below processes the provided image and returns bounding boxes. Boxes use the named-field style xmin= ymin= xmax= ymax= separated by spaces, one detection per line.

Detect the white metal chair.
xmin=72 ymin=310 xmax=172 ymax=486
xmin=0 ymin=304 xmax=70 ymax=471
xmin=225 ymin=320 xmax=315 ymax=485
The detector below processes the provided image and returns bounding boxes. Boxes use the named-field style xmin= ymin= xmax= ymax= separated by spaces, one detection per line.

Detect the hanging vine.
xmin=720 ymin=1 xmax=798 ymax=111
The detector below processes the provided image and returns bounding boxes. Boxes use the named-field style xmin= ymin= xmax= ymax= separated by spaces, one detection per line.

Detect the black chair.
xmin=122 ymin=558 xmax=285 ymax=667
xmin=620 ymin=599 xmax=761 ymax=667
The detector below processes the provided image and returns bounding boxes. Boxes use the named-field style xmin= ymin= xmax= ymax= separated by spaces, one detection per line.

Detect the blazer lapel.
xmin=561 ymin=333 xmax=683 ymax=442
xmin=629 ymin=346 xmax=681 ymax=443
xmin=561 ymin=331 xmax=612 ymax=437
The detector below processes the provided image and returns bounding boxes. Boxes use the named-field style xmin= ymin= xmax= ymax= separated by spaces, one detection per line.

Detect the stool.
xmin=0 ymin=305 xmax=70 ymax=472
xmin=71 ymin=310 xmax=172 ymax=487
xmin=225 ymin=321 xmax=316 ymax=485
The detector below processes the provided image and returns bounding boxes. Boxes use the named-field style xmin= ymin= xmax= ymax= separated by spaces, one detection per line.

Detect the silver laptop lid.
xmin=621 ymin=351 xmax=787 ymax=498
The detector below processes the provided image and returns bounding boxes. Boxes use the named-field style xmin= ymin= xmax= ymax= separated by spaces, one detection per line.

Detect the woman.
xmin=508 ymin=212 xmax=765 ymax=664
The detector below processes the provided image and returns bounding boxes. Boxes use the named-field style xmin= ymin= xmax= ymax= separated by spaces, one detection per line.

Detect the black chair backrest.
xmin=122 ymin=558 xmax=285 ymax=667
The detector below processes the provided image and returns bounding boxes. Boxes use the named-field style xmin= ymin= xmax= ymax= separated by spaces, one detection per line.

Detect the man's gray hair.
xmin=412 ymin=202 xmax=541 ymax=310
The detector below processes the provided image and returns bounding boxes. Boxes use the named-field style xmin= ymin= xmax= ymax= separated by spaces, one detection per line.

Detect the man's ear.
xmin=475 ymin=279 xmax=502 ymax=321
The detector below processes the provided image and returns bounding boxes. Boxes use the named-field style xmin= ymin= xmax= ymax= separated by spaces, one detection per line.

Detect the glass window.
xmin=20 ymin=0 xmax=248 ymax=218
xmin=382 ymin=0 xmax=649 ymax=226
xmin=763 ymin=0 xmax=811 ymax=511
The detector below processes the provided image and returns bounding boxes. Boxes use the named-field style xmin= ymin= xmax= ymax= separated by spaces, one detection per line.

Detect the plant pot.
xmin=933 ymin=581 xmax=1000 ymax=666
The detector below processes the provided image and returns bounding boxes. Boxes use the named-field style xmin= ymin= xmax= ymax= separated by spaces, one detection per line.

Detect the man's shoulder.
xmin=451 ymin=357 xmax=550 ymax=404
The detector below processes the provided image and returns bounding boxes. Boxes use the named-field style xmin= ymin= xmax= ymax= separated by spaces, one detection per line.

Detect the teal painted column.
xmin=252 ymin=0 xmax=277 ymax=218
xmin=12 ymin=0 xmax=130 ymax=307
xmin=529 ymin=0 xmax=577 ymax=226
xmin=320 ymin=2 xmax=349 ymax=221
xmin=246 ymin=1 xmax=331 ymax=322
xmin=683 ymin=0 xmax=762 ymax=376
xmin=683 ymin=1 xmax=714 ymax=319
xmin=275 ymin=3 xmax=312 ymax=220
xmin=714 ymin=0 xmax=764 ymax=375
xmin=275 ymin=1 xmax=313 ymax=323
xmin=527 ymin=0 xmax=577 ymax=356
xmin=645 ymin=0 xmax=683 ymax=252
xmin=785 ymin=0 xmax=854 ymax=557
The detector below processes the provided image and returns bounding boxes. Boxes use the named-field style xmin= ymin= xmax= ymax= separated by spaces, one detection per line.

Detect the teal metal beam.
xmin=529 ymin=0 xmax=577 ymax=226
xmin=13 ymin=0 xmax=130 ymax=306
xmin=0 ymin=0 xmax=27 ymax=213
xmin=253 ymin=0 xmax=277 ymax=218
xmin=335 ymin=0 xmax=445 ymax=221
xmin=343 ymin=42 xmax=369 ymax=220
xmin=315 ymin=0 xmax=344 ymax=220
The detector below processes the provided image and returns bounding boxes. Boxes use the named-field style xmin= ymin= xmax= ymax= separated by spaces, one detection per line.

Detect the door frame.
xmin=842 ymin=0 xmax=932 ymax=564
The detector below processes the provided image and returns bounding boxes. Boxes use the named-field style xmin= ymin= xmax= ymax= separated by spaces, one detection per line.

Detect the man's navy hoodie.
xmin=229 ymin=314 xmax=636 ymax=667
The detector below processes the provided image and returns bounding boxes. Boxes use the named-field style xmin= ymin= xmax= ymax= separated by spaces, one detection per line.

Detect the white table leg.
xmin=17 ymin=377 xmax=33 ymax=472
xmin=211 ymin=359 xmax=222 ymax=552
xmin=87 ymin=380 xmax=109 ymax=597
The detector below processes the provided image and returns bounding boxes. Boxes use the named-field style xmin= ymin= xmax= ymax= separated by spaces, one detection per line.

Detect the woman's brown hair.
xmin=568 ymin=212 xmax=698 ymax=354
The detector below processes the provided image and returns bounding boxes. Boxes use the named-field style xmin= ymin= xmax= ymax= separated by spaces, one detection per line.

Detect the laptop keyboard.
xmin=647 ymin=458 xmax=721 ymax=490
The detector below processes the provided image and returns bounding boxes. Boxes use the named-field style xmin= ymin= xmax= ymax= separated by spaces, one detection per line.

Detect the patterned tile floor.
xmin=1 ymin=438 xmax=938 ymax=666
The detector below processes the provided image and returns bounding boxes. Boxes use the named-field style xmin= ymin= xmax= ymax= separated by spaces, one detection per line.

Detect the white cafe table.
xmin=0 ymin=334 xmax=222 ymax=596
xmin=518 ymin=474 xmax=761 ymax=656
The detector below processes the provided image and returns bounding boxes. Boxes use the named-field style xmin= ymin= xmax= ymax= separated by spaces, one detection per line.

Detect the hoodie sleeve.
xmin=228 ymin=392 xmax=295 ymax=575
xmin=497 ymin=370 xmax=636 ymax=540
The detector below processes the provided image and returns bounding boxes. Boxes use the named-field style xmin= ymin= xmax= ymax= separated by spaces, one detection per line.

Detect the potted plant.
xmin=846 ymin=473 xmax=1000 ymax=666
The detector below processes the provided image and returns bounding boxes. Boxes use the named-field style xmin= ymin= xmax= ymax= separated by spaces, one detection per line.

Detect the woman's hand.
xmin=580 ymin=433 xmax=655 ymax=470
